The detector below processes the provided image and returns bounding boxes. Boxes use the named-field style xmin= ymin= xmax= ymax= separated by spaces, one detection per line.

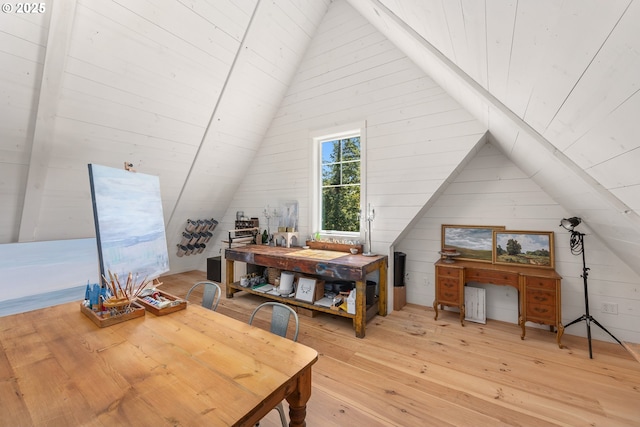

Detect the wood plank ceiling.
xmin=1 ymin=0 xmax=640 ymax=277
xmin=349 ymin=0 xmax=640 ymax=274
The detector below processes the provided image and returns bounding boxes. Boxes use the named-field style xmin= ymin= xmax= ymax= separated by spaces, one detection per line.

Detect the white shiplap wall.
xmin=168 ymin=0 xmax=331 ymax=273
xmin=396 ymin=143 xmax=640 ymax=344
xmin=219 ymin=0 xmax=486 ymax=289
xmin=0 ymin=0 xmax=331 ymax=276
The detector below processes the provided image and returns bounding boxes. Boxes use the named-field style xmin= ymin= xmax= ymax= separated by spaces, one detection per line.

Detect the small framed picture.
xmin=295 ymin=277 xmax=317 ymax=303
xmin=493 ymin=230 xmax=555 ymax=269
xmin=441 ymin=224 xmax=505 ymax=263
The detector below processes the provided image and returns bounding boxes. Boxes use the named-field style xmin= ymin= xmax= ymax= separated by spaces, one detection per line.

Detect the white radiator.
xmin=464 ymin=287 xmax=486 ymax=324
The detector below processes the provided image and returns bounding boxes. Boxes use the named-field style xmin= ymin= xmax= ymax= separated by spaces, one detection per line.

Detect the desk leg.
xmin=556 ymin=323 xmax=564 ymax=348
xmin=226 ymin=259 xmax=235 ymax=298
xmin=519 ymin=315 xmax=526 ymax=340
xmin=355 ymin=279 xmax=366 ymax=338
xmin=287 ymin=367 xmax=312 ymax=427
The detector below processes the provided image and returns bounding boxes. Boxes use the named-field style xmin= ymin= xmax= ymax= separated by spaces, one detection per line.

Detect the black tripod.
xmin=563 ymin=229 xmax=622 ymax=358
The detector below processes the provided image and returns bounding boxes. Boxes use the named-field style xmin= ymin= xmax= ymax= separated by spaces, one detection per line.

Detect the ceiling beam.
xmin=347 ymin=0 xmax=640 ymax=227
xmin=18 ymin=0 xmax=78 ymax=242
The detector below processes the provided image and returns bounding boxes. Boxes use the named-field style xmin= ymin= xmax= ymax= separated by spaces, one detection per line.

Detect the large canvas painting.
xmin=441 ymin=225 xmax=505 ymax=262
xmin=88 ymin=164 xmax=169 ymax=283
xmin=0 ymin=238 xmax=98 ymax=316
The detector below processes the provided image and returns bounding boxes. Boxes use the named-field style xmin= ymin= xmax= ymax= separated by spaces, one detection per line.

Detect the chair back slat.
xmin=186 ymin=281 xmax=221 ymax=311
xmin=249 ymin=302 xmax=299 ymax=342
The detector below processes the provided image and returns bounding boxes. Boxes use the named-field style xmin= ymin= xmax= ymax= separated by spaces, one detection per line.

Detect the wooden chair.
xmin=185 ymin=281 xmax=221 ymax=311
xmin=249 ymin=302 xmax=300 ymax=426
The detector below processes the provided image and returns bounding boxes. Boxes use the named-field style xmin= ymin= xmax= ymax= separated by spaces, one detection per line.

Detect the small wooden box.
xmin=295 ymin=306 xmax=319 ymax=318
xmin=81 ymin=301 xmax=145 ymax=328
xmin=394 ymin=286 xmax=406 ymax=311
xmin=136 ymin=291 xmax=187 ymax=316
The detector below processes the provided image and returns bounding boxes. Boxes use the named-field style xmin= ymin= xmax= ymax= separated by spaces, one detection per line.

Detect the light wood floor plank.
xmin=160 ymin=271 xmax=640 ymax=427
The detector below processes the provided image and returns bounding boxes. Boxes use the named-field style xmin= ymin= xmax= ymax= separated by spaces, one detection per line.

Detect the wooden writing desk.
xmin=434 ymin=259 xmax=564 ymax=347
xmin=0 ymin=301 xmax=318 ymax=426
xmin=225 ymin=245 xmax=388 ymax=338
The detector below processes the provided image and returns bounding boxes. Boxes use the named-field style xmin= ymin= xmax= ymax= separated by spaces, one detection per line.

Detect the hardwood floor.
xmin=161 ymin=271 xmax=640 ymax=427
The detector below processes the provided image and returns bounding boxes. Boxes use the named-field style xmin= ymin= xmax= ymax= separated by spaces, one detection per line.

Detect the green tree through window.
xmin=321 ymin=136 xmax=361 ymax=232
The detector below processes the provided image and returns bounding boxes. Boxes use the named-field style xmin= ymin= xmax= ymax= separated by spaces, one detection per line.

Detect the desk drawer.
xmin=526 ymin=288 xmax=556 ymax=305
xmin=437 ymin=266 xmax=462 ymax=278
xmin=524 ymin=276 xmax=557 ymax=290
xmin=525 ymin=289 xmax=556 ymax=322
xmin=436 ymin=278 xmax=460 ymax=303
xmin=526 ymin=305 xmax=556 ymax=323
xmin=465 ymin=268 xmax=518 ymax=286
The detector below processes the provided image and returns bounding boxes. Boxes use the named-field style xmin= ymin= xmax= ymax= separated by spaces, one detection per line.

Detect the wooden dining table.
xmin=0 ymin=301 xmax=318 ymax=426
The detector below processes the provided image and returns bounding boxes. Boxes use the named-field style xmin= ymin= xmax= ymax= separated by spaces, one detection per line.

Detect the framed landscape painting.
xmin=441 ymin=225 xmax=505 ymax=263
xmin=493 ymin=230 xmax=555 ymax=269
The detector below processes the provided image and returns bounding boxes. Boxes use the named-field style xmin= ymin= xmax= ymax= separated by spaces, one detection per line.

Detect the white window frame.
xmin=309 ymin=122 xmax=367 ymax=240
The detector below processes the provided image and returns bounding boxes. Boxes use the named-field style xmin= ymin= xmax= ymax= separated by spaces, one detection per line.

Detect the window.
xmin=318 ymin=132 xmax=361 ymax=234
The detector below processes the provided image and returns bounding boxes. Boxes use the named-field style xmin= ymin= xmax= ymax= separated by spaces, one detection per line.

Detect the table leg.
xmin=355 ymin=279 xmax=366 ymax=338
xmin=226 ymin=259 xmax=235 ymax=298
xmin=378 ymin=260 xmax=388 ymax=316
xmin=286 ymin=367 xmax=312 ymax=427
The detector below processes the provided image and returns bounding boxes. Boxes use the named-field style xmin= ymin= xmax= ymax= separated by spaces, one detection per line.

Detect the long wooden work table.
xmin=225 ymin=244 xmax=388 ymax=338
xmin=0 ymin=301 xmax=318 ymax=427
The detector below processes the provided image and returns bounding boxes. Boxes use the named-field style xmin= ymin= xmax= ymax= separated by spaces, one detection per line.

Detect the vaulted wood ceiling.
xmin=2 ymin=0 xmax=639 ymax=275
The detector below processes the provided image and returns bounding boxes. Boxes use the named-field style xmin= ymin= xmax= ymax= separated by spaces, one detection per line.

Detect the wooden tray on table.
xmin=80 ymin=301 xmax=145 ymax=328
xmin=136 ymin=290 xmax=187 ymax=316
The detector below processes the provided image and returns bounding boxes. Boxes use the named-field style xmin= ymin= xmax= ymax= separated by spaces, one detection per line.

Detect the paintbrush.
xmin=114 ymin=272 xmax=126 ymax=300
xmin=132 ymin=274 xmax=149 ymax=299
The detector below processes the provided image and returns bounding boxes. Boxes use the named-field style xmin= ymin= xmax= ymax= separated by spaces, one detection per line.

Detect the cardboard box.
xmin=295 ymin=306 xmax=319 ymax=318
xmin=346 ymin=289 xmax=356 ymax=314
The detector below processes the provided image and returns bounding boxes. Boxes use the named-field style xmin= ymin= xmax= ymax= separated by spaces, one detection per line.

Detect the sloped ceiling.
xmin=0 ymin=0 xmax=331 ymax=273
xmin=346 ymin=0 xmax=640 ymax=274
xmin=2 ymin=0 xmax=640 ymax=276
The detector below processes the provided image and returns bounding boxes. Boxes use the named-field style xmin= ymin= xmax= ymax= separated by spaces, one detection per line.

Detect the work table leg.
xmin=378 ymin=260 xmax=388 ymax=316
xmin=226 ymin=259 xmax=235 ymax=298
xmin=355 ymin=279 xmax=366 ymax=338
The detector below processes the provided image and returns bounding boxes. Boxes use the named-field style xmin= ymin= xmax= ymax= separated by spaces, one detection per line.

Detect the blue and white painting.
xmin=89 ymin=164 xmax=169 ymax=283
xmin=0 ymin=238 xmax=98 ymax=316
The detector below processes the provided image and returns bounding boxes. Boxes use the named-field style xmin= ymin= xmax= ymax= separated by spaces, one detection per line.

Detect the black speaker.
xmin=207 ymin=256 xmax=221 ymax=282
xmin=394 ymin=251 xmax=406 ymax=287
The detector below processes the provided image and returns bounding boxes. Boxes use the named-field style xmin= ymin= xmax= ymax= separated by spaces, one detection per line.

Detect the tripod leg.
xmin=589 ymin=316 xmax=623 ymax=345
xmin=563 ymin=314 xmax=586 ymax=329
xmin=586 ymin=317 xmax=593 ymax=359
